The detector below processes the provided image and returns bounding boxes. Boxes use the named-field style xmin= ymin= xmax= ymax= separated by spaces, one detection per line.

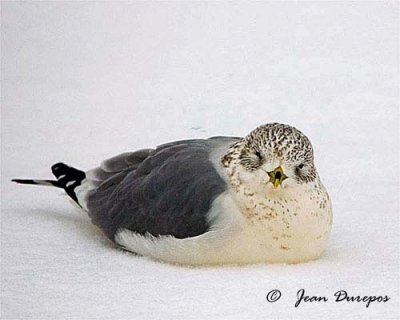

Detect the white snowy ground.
xmin=1 ymin=2 xmax=399 ymax=319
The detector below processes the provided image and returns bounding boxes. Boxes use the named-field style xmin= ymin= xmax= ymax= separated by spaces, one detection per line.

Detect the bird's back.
xmin=79 ymin=138 xmax=239 ymax=242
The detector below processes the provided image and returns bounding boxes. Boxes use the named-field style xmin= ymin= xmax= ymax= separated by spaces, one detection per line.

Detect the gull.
xmin=13 ymin=123 xmax=332 ymax=265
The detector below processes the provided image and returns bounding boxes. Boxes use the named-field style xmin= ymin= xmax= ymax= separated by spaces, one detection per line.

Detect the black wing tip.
xmin=51 ymin=162 xmax=69 ymax=176
xmin=12 ymin=179 xmax=62 ymax=187
xmin=12 ymin=179 xmax=36 ymax=185
xmin=13 ymin=163 xmax=86 ymax=205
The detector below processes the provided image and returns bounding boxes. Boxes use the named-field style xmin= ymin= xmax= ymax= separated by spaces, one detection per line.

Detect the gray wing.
xmin=85 ymin=149 xmax=154 ymax=183
xmin=86 ymin=137 xmax=239 ymax=241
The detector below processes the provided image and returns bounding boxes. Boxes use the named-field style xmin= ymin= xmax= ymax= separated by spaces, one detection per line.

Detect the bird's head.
xmin=223 ymin=123 xmax=318 ymax=190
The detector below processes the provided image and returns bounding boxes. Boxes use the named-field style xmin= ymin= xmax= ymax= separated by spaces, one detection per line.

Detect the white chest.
xmin=218 ymin=176 xmax=333 ymax=264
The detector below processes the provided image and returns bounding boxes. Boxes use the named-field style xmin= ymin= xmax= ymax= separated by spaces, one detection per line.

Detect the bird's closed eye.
xmin=295 ymin=163 xmax=305 ymax=176
xmin=254 ymin=151 xmax=263 ymax=159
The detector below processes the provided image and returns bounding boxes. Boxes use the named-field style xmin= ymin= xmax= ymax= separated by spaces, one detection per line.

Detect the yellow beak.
xmin=267 ymin=166 xmax=287 ymax=189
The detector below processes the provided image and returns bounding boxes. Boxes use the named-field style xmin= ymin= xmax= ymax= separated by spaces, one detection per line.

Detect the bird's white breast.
xmin=223 ymin=178 xmax=333 ymax=264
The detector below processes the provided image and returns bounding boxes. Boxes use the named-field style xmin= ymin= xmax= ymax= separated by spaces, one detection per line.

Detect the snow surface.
xmin=1 ymin=2 xmax=399 ymax=319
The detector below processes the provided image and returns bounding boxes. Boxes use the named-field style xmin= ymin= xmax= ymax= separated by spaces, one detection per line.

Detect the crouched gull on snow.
xmin=13 ymin=123 xmax=332 ymax=265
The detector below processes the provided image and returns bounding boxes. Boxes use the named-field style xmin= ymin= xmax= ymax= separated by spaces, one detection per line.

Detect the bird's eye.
xmin=254 ymin=151 xmax=262 ymax=159
xmin=297 ymin=163 xmax=305 ymax=170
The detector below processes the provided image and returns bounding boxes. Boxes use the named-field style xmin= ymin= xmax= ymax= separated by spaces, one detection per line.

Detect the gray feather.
xmin=86 ymin=149 xmax=154 ymax=183
xmin=101 ymin=149 xmax=154 ymax=172
xmin=85 ymin=137 xmax=239 ymax=241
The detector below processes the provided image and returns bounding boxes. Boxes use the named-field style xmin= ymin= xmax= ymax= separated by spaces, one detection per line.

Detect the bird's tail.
xmin=12 ymin=162 xmax=86 ymax=205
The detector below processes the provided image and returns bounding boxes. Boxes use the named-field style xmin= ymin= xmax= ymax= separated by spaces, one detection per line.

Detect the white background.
xmin=1 ymin=2 xmax=399 ymax=319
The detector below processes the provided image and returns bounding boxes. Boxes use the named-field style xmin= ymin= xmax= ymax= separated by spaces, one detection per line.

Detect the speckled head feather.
xmin=224 ymin=123 xmax=317 ymax=184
